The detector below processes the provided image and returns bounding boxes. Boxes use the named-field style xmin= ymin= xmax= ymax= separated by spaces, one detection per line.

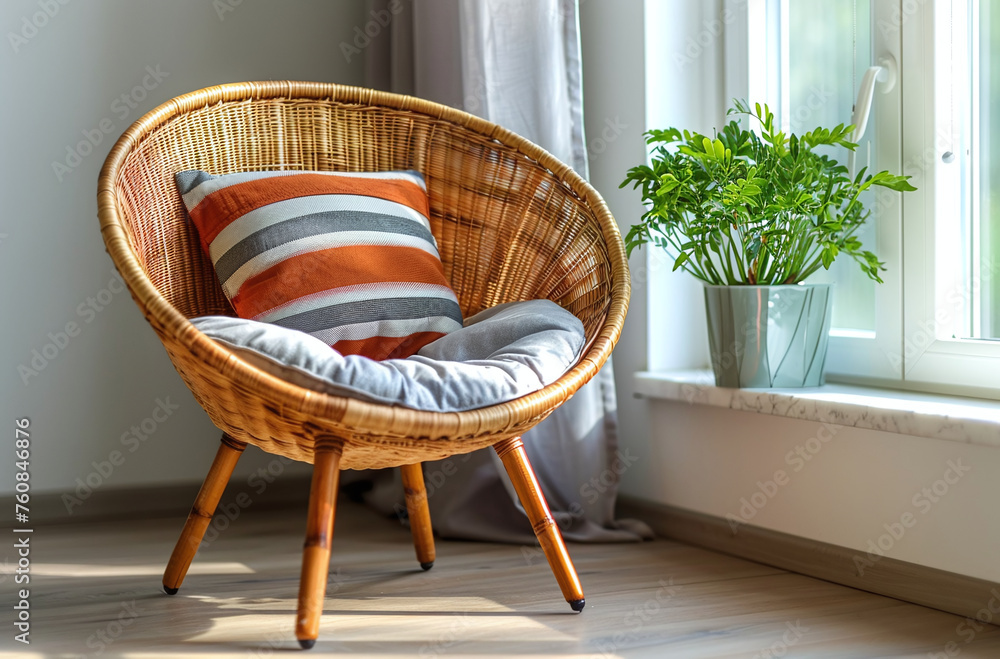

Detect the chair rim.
xmin=96 ymin=81 xmax=630 ymax=440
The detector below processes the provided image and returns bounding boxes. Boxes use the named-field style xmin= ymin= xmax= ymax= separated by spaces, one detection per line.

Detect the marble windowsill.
xmin=634 ymin=370 xmax=1000 ymax=450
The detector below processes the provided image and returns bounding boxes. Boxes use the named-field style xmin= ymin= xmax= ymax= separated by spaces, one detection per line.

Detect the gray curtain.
xmin=359 ymin=0 xmax=651 ymax=544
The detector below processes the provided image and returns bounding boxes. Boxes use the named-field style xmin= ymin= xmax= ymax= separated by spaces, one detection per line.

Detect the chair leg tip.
xmin=298 ymin=639 xmax=316 ymax=650
xmin=569 ymin=598 xmax=585 ymax=612
xmin=162 ymin=585 xmax=179 ymax=596
xmin=420 ymin=561 xmax=434 ymax=571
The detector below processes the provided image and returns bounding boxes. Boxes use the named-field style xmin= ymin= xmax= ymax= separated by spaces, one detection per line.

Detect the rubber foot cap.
xmin=420 ymin=561 xmax=434 ymax=571
xmin=162 ymin=585 xmax=178 ymax=595
xmin=298 ymin=639 xmax=316 ymax=650
xmin=569 ymin=598 xmax=586 ymax=612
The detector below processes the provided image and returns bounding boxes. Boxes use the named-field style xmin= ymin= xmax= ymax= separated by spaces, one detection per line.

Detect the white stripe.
xmin=309 ymin=317 xmax=463 ymax=344
xmin=208 ymin=194 xmax=433 ymax=262
xmin=255 ymin=282 xmax=460 ymax=323
xmin=222 ymin=232 xmax=440 ymax=298
xmin=183 ymin=170 xmax=427 ymax=211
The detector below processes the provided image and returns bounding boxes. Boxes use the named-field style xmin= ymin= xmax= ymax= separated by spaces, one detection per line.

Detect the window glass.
xmin=786 ymin=0 xmax=875 ymax=333
xmin=976 ymin=0 xmax=1000 ymax=338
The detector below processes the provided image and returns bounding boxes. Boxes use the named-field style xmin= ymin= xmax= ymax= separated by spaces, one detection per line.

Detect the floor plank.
xmin=3 ymin=500 xmax=998 ymax=657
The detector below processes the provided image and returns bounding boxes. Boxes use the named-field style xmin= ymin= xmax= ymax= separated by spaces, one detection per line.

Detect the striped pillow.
xmin=174 ymin=169 xmax=463 ymax=360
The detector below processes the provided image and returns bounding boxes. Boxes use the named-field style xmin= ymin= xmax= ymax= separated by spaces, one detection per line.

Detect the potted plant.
xmin=621 ymin=100 xmax=915 ymax=387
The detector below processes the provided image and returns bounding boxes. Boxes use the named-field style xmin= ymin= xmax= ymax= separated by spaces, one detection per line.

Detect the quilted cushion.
xmin=174 ymin=168 xmax=462 ymax=360
xmin=191 ymin=300 xmax=585 ymax=413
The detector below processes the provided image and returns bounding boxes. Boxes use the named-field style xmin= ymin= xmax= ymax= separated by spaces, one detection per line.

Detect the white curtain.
xmin=458 ymin=0 xmax=588 ymax=176
xmin=361 ymin=0 xmax=651 ymax=543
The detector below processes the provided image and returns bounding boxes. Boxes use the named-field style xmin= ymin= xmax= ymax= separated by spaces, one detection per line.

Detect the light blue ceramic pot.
xmin=703 ymin=284 xmax=833 ymax=388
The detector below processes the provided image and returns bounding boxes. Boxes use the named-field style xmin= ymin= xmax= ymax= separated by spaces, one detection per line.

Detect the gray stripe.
xmin=214 ymin=212 xmax=438 ymax=283
xmin=175 ymin=170 xmax=216 ymax=195
xmin=274 ymin=297 xmax=463 ymax=334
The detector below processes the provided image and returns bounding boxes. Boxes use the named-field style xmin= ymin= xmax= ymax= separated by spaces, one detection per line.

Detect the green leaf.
xmin=645 ymin=128 xmax=683 ymax=144
xmin=821 ymin=244 xmax=839 ymax=269
xmin=873 ymin=173 xmax=918 ymax=192
xmin=655 ymin=174 xmax=681 ymax=196
xmin=713 ymin=138 xmax=726 ymax=159
xmin=672 ymin=251 xmax=691 ymax=271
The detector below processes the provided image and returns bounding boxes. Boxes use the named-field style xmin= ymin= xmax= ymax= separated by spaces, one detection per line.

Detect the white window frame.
xmin=900 ymin=0 xmax=1000 ymax=395
xmin=719 ymin=0 xmax=1000 ymax=398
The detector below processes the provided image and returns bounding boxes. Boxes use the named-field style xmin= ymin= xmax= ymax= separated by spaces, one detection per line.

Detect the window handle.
xmin=849 ymin=55 xmax=897 ymax=176
xmin=851 ymin=55 xmax=897 ymax=142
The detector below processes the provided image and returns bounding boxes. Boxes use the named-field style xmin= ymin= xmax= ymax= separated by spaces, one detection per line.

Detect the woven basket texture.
xmin=97 ymin=82 xmax=629 ymax=469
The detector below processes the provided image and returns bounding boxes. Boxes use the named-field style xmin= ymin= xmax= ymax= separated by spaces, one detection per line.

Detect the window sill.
xmin=634 ymin=370 xmax=1000 ymax=450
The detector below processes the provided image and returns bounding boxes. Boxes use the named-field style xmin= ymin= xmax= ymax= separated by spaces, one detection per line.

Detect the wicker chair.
xmin=97 ymin=81 xmax=629 ymax=649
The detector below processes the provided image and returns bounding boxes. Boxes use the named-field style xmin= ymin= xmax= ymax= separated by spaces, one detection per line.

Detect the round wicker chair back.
xmin=97 ymin=82 xmax=629 ymax=470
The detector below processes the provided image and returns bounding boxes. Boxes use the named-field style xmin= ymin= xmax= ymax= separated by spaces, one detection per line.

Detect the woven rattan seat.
xmin=97 ymin=81 xmax=629 ymax=648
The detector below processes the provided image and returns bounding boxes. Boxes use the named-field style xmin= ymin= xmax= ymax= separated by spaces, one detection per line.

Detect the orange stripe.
xmin=231 ymin=245 xmax=451 ymax=318
xmin=333 ymin=332 xmax=446 ymax=360
xmin=189 ymin=173 xmax=430 ymax=246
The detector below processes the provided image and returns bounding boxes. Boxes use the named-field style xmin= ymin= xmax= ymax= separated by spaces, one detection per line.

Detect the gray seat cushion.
xmin=191 ymin=299 xmax=585 ymax=413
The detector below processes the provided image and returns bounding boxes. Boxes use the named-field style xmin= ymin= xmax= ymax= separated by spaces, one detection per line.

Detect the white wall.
xmin=581 ymin=0 xmax=720 ymax=513
xmin=647 ymin=402 xmax=1000 ymax=583
xmin=579 ymin=0 xmax=651 ymax=500
xmin=0 ymin=0 xmax=367 ymax=502
xmin=581 ymin=0 xmax=1000 ymax=584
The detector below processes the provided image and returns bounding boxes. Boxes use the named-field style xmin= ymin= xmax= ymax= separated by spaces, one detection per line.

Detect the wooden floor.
xmin=5 ymin=500 xmax=1000 ymax=658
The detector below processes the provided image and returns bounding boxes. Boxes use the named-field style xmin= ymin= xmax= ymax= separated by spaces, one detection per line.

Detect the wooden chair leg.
xmin=295 ymin=440 xmax=343 ymax=649
xmin=493 ymin=436 xmax=586 ymax=613
xmin=400 ymin=462 xmax=436 ymax=570
xmin=162 ymin=433 xmax=246 ymax=595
